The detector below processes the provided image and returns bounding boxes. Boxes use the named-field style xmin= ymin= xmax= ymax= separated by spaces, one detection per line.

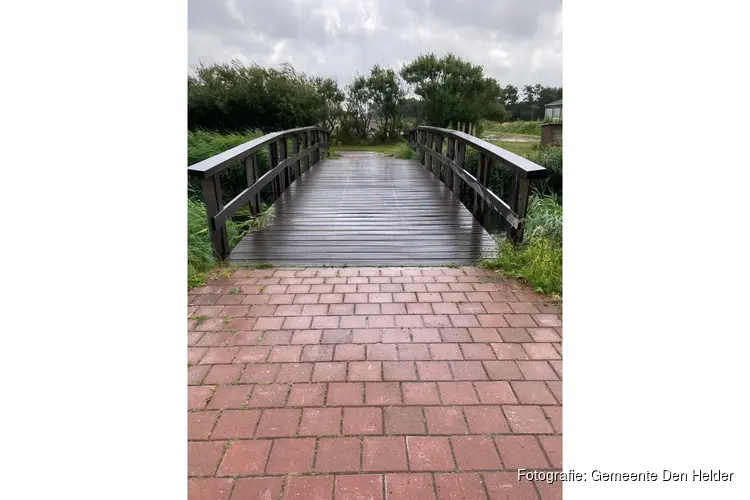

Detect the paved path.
xmin=188 ymin=267 xmax=562 ymax=500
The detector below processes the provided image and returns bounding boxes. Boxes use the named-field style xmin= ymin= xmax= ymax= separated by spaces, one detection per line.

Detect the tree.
xmin=400 ymin=53 xmax=502 ymax=127
xmin=188 ymin=60 xmax=333 ymax=132
xmin=366 ymin=65 xmax=406 ymax=140
xmin=501 ymin=85 xmax=519 ymax=109
xmin=343 ymin=75 xmax=374 ymax=140
xmin=311 ymin=76 xmax=344 ymax=133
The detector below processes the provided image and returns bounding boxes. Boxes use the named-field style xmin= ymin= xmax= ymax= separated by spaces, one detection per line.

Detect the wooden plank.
xmin=227 ymin=155 xmax=498 ymax=266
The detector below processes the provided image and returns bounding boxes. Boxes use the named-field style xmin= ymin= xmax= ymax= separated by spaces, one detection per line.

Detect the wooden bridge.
xmin=188 ymin=126 xmax=548 ymax=266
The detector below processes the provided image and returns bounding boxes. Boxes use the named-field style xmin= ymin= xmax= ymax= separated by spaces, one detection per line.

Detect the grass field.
xmin=490 ymin=140 xmax=539 ymax=157
xmin=330 ymin=142 xmax=408 ymax=155
xmin=481 ymin=120 xmax=542 ymax=137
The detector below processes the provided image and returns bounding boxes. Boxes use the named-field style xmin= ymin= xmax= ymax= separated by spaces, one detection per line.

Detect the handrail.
xmin=188 ymin=126 xmax=327 ymax=179
xmin=407 ymin=126 xmax=548 ymax=242
xmin=416 ymin=126 xmax=547 ymax=179
xmin=188 ymin=126 xmax=331 ymax=259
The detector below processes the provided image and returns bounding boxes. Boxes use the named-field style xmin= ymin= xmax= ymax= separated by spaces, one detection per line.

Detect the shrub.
xmin=525 ymin=146 xmax=562 ymax=199
xmin=482 ymin=195 xmax=562 ymax=296
xmin=393 ymin=142 xmax=418 ymax=159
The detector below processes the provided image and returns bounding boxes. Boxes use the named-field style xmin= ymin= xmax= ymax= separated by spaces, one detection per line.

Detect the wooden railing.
xmin=408 ymin=126 xmax=548 ymax=243
xmin=188 ymin=126 xmax=331 ymax=259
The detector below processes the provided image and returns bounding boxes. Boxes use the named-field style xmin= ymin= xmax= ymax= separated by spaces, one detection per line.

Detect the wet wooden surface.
xmin=228 ymin=152 xmax=498 ymax=266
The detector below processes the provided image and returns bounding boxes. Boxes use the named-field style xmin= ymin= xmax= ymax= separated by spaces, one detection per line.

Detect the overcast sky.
xmin=188 ymin=0 xmax=562 ymax=89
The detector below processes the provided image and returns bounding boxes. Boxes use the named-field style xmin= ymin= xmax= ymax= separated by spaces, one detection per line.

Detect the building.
xmin=544 ymin=99 xmax=562 ymax=121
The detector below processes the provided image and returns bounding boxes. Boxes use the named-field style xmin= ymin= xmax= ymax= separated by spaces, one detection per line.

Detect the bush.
xmin=188 ymin=61 xmax=333 ymax=132
xmin=526 ymin=146 xmax=562 ymax=199
xmin=482 ymin=195 xmax=562 ymax=296
xmin=393 ymin=143 xmax=418 ymax=159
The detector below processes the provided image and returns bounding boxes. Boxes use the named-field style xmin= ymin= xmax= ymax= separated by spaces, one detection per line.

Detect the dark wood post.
xmin=508 ymin=174 xmax=531 ymax=243
xmin=303 ymin=132 xmax=310 ymax=171
xmin=474 ymin=153 xmax=491 ymax=222
xmin=425 ymin=132 xmax=433 ymax=172
xmin=279 ymin=138 xmax=289 ymax=190
xmin=418 ymin=130 xmax=426 ymax=164
xmin=292 ymin=135 xmax=301 ymax=179
xmin=244 ymin=152 xmax=259 ymax=215
xmin=453 ymin=140 xmax=465 ymax=198
xmin=445 ymin=137 xmax=455 ymax=188
xmin=310 ymin=131 xmax=318 ymax=166
xmin=268 ymin=142 xmax=279 ymax=201
xmin=201 ymin=174 xmax=229 ymax=259
xmin=434 ymin=134 xmax=444 ymax=180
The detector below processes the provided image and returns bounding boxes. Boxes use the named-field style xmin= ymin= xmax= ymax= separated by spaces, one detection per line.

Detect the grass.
xmin=491 ymin=140 xmax=540 ymax=157
xmin=482 ymin=195 xmax=562 ymax=297
xmin=188 ymin=198 xmax=274 ymax=288
xmin=330 ymin=142 xmax=409 ymax=157
xmin=481 ymin=120 xmax=542 ymax=137
xmin=188 ymin=130 xmax=263 ymax=165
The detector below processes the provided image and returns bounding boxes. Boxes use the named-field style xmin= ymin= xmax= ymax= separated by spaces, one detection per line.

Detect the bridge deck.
xmin=228 ymin=152 xmax=498 ymax=266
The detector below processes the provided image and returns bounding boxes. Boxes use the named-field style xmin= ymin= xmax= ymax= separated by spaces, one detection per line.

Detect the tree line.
xmin=188 ymin=54 xmax=562 ymax=141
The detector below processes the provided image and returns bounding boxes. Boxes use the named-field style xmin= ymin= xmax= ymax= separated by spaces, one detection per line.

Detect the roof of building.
xmin=544 ymin=99 xmax=563 ymax=107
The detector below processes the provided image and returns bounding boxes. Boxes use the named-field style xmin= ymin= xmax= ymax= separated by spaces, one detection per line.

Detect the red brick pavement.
xmin=188 ymin=267 xmax=562 ymax=500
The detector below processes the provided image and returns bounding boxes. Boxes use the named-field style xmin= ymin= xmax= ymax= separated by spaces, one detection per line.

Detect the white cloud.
xmin=188 ymin=0 xmax=562 ymax=88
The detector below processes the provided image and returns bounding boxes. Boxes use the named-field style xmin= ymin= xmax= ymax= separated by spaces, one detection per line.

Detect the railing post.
xmin=303 ymin=132 xmax=310 ymax=171
xmin=201 ymin=174 xmax=229 ymax=260
xmin=445 ymin=137 xmax=455 ymax=187
xmin=279 ymin=138 xmax=289 ymax=191
xmin=474 ymin=153 xmax=491 ymax=222
xmin=425 ymin=131 xmax=433 ymax=172
xmin=244 ymin=152 xmax=260 ymax=215
xmin=292 ymin=135 xmax=301 ymax=179
xmin=418 ymin=130 xmax=426 ymax=164
xmin=434 ymin=134 xmax=443 ymax=179
xmin=310 ymin=131 xmax=317 ymax=166
xmin=432 ymin=133 xmax=443 ymax=179
xmin=508 ymin=175 xmax=531 ymax=243
xmin=453 ymin=140 xmax=465 ymax=198
xmin=268 ymin=142 xmax=279 ymax=202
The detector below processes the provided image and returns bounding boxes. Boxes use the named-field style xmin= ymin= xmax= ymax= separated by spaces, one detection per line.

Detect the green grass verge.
xmin=482 ymin=120 xmax=542 ymax=137
xmin=188 ymin=130 xmax=264 ymax=165
xmin=481 ymin=195 xmax=562 ymax=297
xmin=330 ymin=142 xmax=409 ymax=156
xmin=490 ymin=140 xmax=540 ymax=157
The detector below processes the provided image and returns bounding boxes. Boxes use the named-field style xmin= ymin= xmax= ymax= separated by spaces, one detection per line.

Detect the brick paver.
xmin=188 ymin=267 xmax=562 ymax=499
